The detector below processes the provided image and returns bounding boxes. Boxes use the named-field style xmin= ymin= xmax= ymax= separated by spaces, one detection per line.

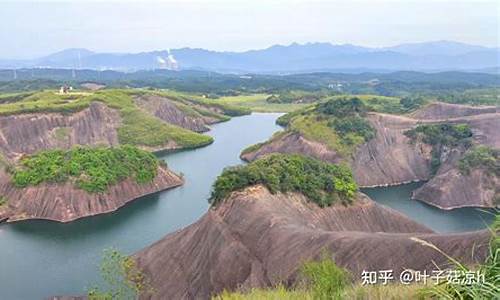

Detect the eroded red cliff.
xmin=241 ymin=102 xmax=500 ymax=209
xmin=0 ymin=166 xmax=183 ymax=223
xmin=133 ymin=186 xmax=489 ymax=299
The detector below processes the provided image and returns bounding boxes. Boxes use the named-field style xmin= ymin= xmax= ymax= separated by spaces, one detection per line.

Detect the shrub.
xmin=209 ymin=154 xmax=357 ymax=207
xmin=88 ymin=248 xmax=152 ymax=300
xmin=276 ymin=105 xmax=313 ymax=127
xmin=12 ymin=145 xmax=159 ymax=193
xmin=317 ymin=97 xmax=366 ymax=117
xmin=329 ymin=116 xmax=375 ymax=143
xmin=214 ymin=285 xmax=311 ymax=300
xmin=418 ymin=214 xmax=499 ymax=299
xmin=459 ymin=146 xmax=500 ymax=176
xmin=266 ymin=95 xmax=280 ymax=103
xmin=266 ymin=91 xmax=323 ymax=104
xmin=299 ymin=254 xmax=350 ymax=300
xmin=117 ymin=108 xmax=213 ymax=148
xmin=315 ymin=98 xmax=376 ymax=147
xmin=400 ymin=96 xmax=425 ymax=111
xmin=405 ymin=123 xmax=473 ymax=174
xmin=404 ymin=123 xmax=473 ymax=147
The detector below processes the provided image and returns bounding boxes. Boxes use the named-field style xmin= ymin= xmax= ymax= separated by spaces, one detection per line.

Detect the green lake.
xmin=0 ymin=113 xmax=494 ymax=299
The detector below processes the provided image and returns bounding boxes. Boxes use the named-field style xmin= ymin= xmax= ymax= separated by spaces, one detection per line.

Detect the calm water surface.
xmin=0 ymin=113 xmax=494 ymax=299
xmin=362 ymin=182 xmax=494 ymax=233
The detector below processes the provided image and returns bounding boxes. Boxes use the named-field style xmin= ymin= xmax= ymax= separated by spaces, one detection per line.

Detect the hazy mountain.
xmin=1 ymin=41 xmax=498 ymax=73
xmin=384 ymin=40 xmax=492 ymax=56
xmin=36 ymin=48 xmax=95 ymax=64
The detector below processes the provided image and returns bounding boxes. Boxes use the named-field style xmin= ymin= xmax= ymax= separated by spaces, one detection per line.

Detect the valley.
xmin=1 ymin=1 xmax=499 ymax=298
xmin=242 ymin=98 xmax=500 ymax=210
xmin=0 ymin=72 xmax=497 ymax=300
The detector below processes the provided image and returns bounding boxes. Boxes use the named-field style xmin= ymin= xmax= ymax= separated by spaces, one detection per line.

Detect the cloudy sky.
xmin=0 ymin=0 xmax=498 ymax=59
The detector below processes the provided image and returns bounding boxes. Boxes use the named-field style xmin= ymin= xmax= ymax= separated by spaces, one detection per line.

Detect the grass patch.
xmin=131 ymin=89 xmax=231 ymax=122
xmin=117 ymin=108 xmax=213 ymax=148
xmin=0 ymin=90 xmax=92 ymax=115
xmin=12 ymin=145 xmax=160 ymax=193
xmin=0 ymin=196 xmax=7 ymax=207
xmin=209 ymin=93 xmax=308 ymax=113
xmin=290 ymin=114 xmax=350 ymax=155
xmin=276 ymin=105 xmax=315 ymax=126
xmin=344 ymin=283 xmax=427 ymax=300
xmin=437 ymin=88 xmax=500 ymax=106
xmin=210 ymin=154 xmax=357 ymax=207
xmin=216 ymin=284 xmax=426 ymax=300
xmin=417 ymin=214 xmax=499 ymax=299
xmin=266 ymin=90 xmax=332 ymax=104
xmin=240 ymin=131 xmax=286 ymax=156
xmin=299 ymin=254 xmax=350 ymax=300
xmin=0 ymin=91 xmax=36 ymax=104
xmin=152 ymin=90 xmax=251 ymax=116
xmin=93 ymin=90 xmax=215 ymax=148
xmin=214 ymin=285 xmax=311 ymax=300
xmin=0 ymin=89 xmax=218 ymax=149
xmin=214 ymin=254 xmax=427 ymax=300
xmin=286 ymin=98 xmax=378 ymax=156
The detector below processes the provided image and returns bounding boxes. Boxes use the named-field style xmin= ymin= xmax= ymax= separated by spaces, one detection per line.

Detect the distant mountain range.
xmin=1 ymin=41 xmax=498 ymax=74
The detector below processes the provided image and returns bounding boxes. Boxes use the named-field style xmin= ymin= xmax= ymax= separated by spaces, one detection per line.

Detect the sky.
xmin=0 ymin=0 xmax=498 ymax=59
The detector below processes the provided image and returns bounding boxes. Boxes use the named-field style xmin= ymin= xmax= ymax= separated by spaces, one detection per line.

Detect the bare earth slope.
xmin=134 ymin=94 xmax=221 ymax=133
xmin=241 ymin=132 xmax=342 ymax=164
xmin=0 ymin=102 xmax=121 ymax=161
xmin=134 ymin=186 xmax=489 ymax=299
xmin=413 ymin=167 xmax=500 ymax=209
xmin=352 ymin=113 xmax=431 ymax=186
xmin=242 ymin=103 xmax=500 ymax=209
xmin=410 ymin=102 xmax=499 ymax=120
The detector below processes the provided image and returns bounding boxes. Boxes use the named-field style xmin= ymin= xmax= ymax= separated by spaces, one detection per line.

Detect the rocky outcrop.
xmin=242 ymin=113 xmax=433 ymax=187
xmin=242 ymin=103 xmax=500 ymax=209
xmin=466 ymin=113 xmax=500 ymax=148
xmin=0 ymin=99 xmax=193 ymax=223
xmin=352 ymin=113 xmax=432 ymax=187
xmin=134 ymin=95 xmax=221 ymax=133
xmin=413 ymin=167 xmax=500 ymax=209
xmin=411 ymin=102 xmax=499 ymax=120
xmin=0 ymin=166 xmax=183 ymax=223
xmin=354 ymin=111 xmax=500 ymax=191
xmin=241 ymin=132 xmax=342 ymax=164
xmin=0 ymin=102 xmax=121 ymax=161
xmin=133 ymin=186 xmax=490 ymax=299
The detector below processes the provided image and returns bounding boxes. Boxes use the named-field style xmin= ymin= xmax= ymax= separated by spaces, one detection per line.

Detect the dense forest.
xmin=0 ymin=69 xmax=499 ymax=101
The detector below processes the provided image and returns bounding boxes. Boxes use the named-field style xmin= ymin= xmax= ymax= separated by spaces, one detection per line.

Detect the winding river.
xmin=0 ymin=113 xmax=494 ymax=299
